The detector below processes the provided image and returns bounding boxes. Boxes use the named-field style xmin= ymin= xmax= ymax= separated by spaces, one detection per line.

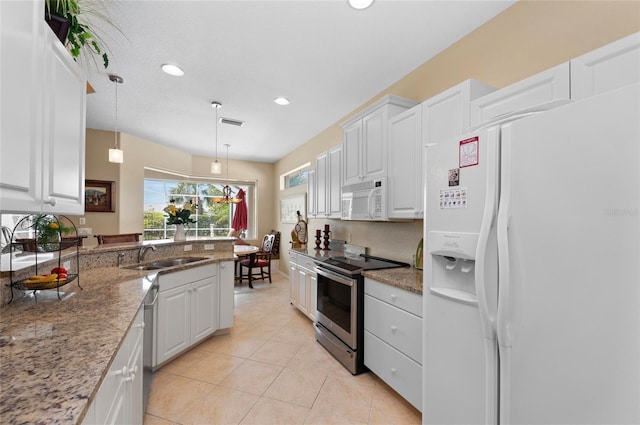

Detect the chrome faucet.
xmin=138 ymin=245 xmax=156 ymax=263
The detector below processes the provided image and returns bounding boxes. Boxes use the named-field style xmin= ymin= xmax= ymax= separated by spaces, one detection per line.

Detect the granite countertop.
xmin=363 ymin=267 xmax=423 ymax=295
xmin=0 ymin=253 xmax=231 ymax=424
xmin=291 ymin=248 xmax=423 ymax=294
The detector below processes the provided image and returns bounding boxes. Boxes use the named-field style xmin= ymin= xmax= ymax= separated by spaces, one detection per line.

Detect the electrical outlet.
xmin=183 ymin=244 xmax=193 ymax=251
xmin=78 ymin=227 xmax=92 ymax=236
xmin=79 ymin=217 xmax=86 ymax=225
xmin=204 ymin=244 xmax=215 ymax=250
xmin=63 ymin=261 xmax=71 ymax=270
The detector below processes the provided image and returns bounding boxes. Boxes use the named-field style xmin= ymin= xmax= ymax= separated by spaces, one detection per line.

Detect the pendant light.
xmin=210 ymin=101 xmax=222 ymax=174
xmin=214 ymin=144 xmax=240 ymax=204
xmin=348 ymin=0 xmax=374 ymax=10
xmin=108 ymin=74 xmax=124 ymax=163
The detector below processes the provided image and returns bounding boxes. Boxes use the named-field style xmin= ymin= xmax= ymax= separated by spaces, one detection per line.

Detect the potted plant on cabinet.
xmin=44 ymin=0 xmax=121 ymax=69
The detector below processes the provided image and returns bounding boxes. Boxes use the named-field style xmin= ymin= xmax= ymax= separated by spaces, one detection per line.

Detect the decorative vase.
xmin=174 ymin=224 xmax=186 ymax=241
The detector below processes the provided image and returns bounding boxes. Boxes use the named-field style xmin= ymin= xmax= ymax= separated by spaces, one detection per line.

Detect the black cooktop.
xmin=316 ymin=254 xmax=409 ymax=275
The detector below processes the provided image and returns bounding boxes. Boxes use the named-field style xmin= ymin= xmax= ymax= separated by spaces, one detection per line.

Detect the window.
xmin=143 ymin=179 xmax=254 ymax=240
xmin=281 ymin=162 xmax=311 ymax=190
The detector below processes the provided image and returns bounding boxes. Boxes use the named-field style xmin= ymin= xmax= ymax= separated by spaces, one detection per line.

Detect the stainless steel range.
xmin=313 ymin=253 xmax=409 ymax=375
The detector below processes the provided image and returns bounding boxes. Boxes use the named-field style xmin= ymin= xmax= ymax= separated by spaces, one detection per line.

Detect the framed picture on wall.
xmin=280 ymin=193 xmax=306 ymax=223
xmin=85 ymin=180 xmax=115 ymax=212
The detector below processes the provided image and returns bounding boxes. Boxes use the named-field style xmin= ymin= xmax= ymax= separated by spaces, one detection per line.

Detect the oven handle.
xmin=313 ymin=266 xmax=355 ymax=287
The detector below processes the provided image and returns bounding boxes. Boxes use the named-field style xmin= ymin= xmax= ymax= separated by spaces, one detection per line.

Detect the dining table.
xmin=233 ymin=244 xmax=260 ymax=283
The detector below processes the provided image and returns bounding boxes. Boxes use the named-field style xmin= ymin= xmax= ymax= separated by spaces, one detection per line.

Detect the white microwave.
xmin=341 ymin=177 xmax=387 ymax=221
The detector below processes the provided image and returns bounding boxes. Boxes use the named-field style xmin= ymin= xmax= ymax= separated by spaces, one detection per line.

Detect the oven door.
xmin=314 ymin=265 xmax=358 ymax=349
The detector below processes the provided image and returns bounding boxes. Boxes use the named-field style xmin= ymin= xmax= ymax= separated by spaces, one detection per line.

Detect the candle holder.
xmin=323 ymin=230 xmax=331 ymax=250
xmin=314 ymin=233 xmax=322 ymax=250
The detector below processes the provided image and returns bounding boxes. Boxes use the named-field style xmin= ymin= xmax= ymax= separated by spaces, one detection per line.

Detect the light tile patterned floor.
xmin=144 ymin=273 xmax=421 ymax=425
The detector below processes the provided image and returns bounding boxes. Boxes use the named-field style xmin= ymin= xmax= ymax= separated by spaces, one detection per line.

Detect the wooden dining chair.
xmin=239 ymin=234 xmax=275 ymax=288
xmin=94 ymin=233 xmax=142 ymax=245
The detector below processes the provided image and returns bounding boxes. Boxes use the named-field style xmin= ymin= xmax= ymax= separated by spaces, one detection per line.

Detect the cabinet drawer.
xmin=158 ymin=264 xmax=216 ymax=292
xmin=365 ymin=295 xmax=422 ymax=364
xmin=299 ymin=255 xmax=316 ymax=272
xmin=364 ymin=278 xmax=422 ymax=317
xmin=289 ymin=251 xmax=299 ymax=266
xmin=364 ymin=331 xmax=422 ymax=412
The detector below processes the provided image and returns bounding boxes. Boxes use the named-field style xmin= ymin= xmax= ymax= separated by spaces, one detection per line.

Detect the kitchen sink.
xmin=124 ymin=257 xmax=210 ymax=271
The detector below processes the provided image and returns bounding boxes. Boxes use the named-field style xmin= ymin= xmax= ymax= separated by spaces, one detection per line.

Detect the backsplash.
xmin=0 ymin=239 xmax=235 ymax=305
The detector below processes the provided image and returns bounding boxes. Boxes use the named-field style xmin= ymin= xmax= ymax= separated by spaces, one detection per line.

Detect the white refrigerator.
xmin=422 ymin=83 xmax=640 ymax=424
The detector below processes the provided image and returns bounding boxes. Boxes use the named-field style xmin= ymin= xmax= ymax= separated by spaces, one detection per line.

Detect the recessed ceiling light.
xmin=161 ymin=64 xmax=184 ymax=76
xmin=348 ymin=0 xmax=374 ymax=10
xmin=274 ymin=97 xmax=290 ymax=106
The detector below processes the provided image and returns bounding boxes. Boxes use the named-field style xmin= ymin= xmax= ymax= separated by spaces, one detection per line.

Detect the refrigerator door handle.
xmin=475 ymin=127 xmax=499 ymax=341
xmin=497 ymin=125 xmax=513 ymax=348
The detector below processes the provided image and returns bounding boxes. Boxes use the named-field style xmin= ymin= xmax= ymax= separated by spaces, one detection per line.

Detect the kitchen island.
xmin=0 ymin=245 xmax=233 ymax=424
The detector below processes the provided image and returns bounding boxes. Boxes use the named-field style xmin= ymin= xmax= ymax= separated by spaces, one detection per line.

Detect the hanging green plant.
xmin=45 ymin=0 xmax=122 ymax=69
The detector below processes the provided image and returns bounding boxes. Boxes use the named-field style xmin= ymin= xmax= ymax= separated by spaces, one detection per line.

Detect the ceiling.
xmin=84 ymin=0 xmax=515 ymax=163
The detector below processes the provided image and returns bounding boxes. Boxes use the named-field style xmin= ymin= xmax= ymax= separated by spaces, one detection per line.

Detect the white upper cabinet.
xmin=388 ymin=104 xmax=423 ymax=219
xmin=42 ymin=29 xmax=86 ymax=214
xmin=1 ymin=1 xmax=45 ymax=212
xmin=327 ymin=145 xmax=342 ymax=218
xmin=315 ymin=145 xmax=342 ymax=219
xmin=571 ymin=32 xmax=640 ymax=100
xmin=342 ymin=95 xmax=417 ymax=186
xmin=470 ymin=63 xmax=570 ymax=127
xmin=315 ymin=151 xmax=328 ymax=217
xmin=307 ymin=168 xmax=316 ymax=218
xmin=422 ymin=79 xmax=495 ymax=146
xmin=0 ymin=0 xmax=86 ymax=215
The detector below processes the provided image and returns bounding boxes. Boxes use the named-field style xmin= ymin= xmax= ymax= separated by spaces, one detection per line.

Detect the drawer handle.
xmin=390 ymin=368 xmax=398 ymax=375
xmin=390 ymin=325 xmax=397 ymax=333
xmin=115 ymin=366 xmax=128 ymax=378
xmin=124 ymin=365 xmax=139 ymax=382
xmin=390 ymin=294 xmax=397 ymax=301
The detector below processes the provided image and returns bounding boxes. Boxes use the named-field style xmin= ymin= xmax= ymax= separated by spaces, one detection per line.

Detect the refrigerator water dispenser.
xmin=427 ymin=231 xmax=479 ymax=306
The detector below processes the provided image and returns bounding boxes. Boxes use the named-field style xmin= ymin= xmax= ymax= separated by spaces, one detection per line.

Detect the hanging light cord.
xmin=114 ymin=79 xmax=118 ymax=149
xmin=215 ymin=106 xmax=219 ymax=161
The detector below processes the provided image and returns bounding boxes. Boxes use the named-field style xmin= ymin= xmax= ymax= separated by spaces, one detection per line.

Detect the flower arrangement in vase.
xmin=164 ymin=199 xmax=196 ymax=241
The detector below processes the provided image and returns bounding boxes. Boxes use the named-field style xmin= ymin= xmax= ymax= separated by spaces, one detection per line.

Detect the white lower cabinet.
xmin=364 ymin=278 xmax=422 ymax=411
xmin=155 ymin=264 xmax=218 ymax=367
xmin=85 ymin=307 xmax=145 ymax=425
xmin=218 ymin=261 xmax=235 ymax=329
xmin=289 ymin=251 xmax=317 ymax=321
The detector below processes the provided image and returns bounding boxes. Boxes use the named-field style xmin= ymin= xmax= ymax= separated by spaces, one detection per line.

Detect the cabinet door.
xmin=191 ymin=276 xmax=218 ymax=344
xmin=218 ymin=261 xmax=235 ymax=329
xmin=42 ymin=29 xmax=86 ymax=214
xmin=315 ymin=152 xmax=328 ymax=216
xmin=362 ymin=107 xmax=387 ymax=180
xmin=296 ymin=268 xmax=308 ymax=315
xmin=157 ymin=285 xmax=190 ymax=365
xmin=327 ymin=145 xmax=342 ymax=218
xmin=128 ymin=308 xmax=144 ymax=425
xmin=308 ymin=272 xmax=318 ymax=321
xmin=571 ymin=32 xmax=640 ymax=100
xmin=469 ymin=63 xmax=569 ymax=127
xmin=422 ymin=79 xmax=495 ymax=146
xmin=307 ymin=168 xmax=317 ymax=218
xmin=289 ymin=263 xmax=298 ymax=305
xmin=0 ymin=0 xmax=45 ymax=212
xmin=388 ymin=104 xmax=423 ymax=219
xmin=95 ymin=331 xmax=129 ymax=424
xmin=343 ymin=121 xmax=362 ymax=185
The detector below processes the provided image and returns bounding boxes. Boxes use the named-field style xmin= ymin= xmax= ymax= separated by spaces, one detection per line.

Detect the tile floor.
xmin=144 ymin=273 xmax=422 ymax=425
